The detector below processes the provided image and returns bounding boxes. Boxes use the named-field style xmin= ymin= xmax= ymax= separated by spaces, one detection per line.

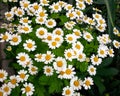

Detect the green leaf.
xmin=97 ymin=68 xmax=119 ymax=76
xmin=39 ymin=75 xmax=50 ymax=85
xmin=79 ymin=62 xmax=88 ymax=72
xmin=11 ymin=86 xmax=21 ymax=96
xmin=94 ymin=76 xmax=106 ymax=94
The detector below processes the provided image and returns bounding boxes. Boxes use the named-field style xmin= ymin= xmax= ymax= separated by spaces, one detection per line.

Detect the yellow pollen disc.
xmin=54 ymin=5 xmax=59 ymax=9
xmin=37 ymin=55 xmax=42 ymax=59
xmin=0 ymin=91 xmax=3 ymax=96
xmin=0 ymin=73 xmax=4 ymax=78
xmin=86 ymin=35 xmax=91 ymax=39
xmin=48 ymin=21 xmax=53 ymax=26
xmin=11 ymin=79 xmax=17 ymax=84
xmin=74 ymin=31 xmax=80 ymax=36
xmin=65 ymin=89 xmax=71 ymax=95
xmin=99 ymin=19 xmax=104 ymax=24
xmin=43 ymin=0 xmax=48 ymax=4
xmin=25 ymin=86 xmax=31 ymax=92
xmin=52 ymin=41 xmax=57 ymax=46
xmin=74 ymin=80 xmax=80 ymax=86
xmin=3 ymin=86 xmax=9 ymax=92
xmin=23 ymin=27 xmax=29 ymax=31
xmin=55 ymin=30 xmax=61 ymax=35
xmin=109 ymin=50 xmax=113 ymax=54
xmin=60 ymin=71 xmax=65 ymax=75
xmin=95 ymin=15 xmax=99 ymax=18
xmin=6 ymin=13 xmax=11 ymax=17
xmin=27 ymin=43 xmax=33 ymax=48
xmin=47 ymin=36 xmax=52 ymax=40
xmin=20 ymin=56 xmax=26 ymax=61
xmin=39 ymin=18 xmax=44 ymax=22
xmin=76 ymin=11 xmax=81 ymax=15
xmin=23 ymin=19 xmax=28 ymax=23
xmin=79 ymin=54 xmax=83 ymax=59
xmin=33 ymin=5 xmax=39 ymax=10
xmin=69 ymin=13 xmax=74 ymax=17
xmin=2 ymin=35 xmax=8 ymax=40
xmin=46 ymin=68 xmax=51 ymax=73
xmin=100 ymin=50 xmax=104 ymax=55
xmin=23 ymin=3 xmax=29 ymax=8
xmin=68 ymin=6 xmax=72 ymax=10
xmin=18 ymin=11 xmax=22 ymax=15
xmin=31 ymin=67 xmax=36 ymax=72
xmin=39 ymin=12 xmax=45 ymax=17
xmin=55 ymin=37 xmax=60 ymax=42
xmin=65 ymin=69 xmax=72 ymax=75
xmin=67 ymin=52 xmax=72 ymax=57
xmin=45 ymin=55 xmax=51 ymax=61
xmin=93 ymin=57 xmax=99 ymax=62
xmin=79 ymin=3 xmax=83 ymax=8
xmin=68 ymin=37 xmax=73 ymax=41
xmin=75 ymin=44 xmax=81 ymax=49
xmin=85 ymin=80 xmax=90 ymax=86
xmin=90 ymin=68 xmax=94 ymax=72
xmin=87 ymin=0 xmax=91 ymax=3
xmin=39 ymin=30 xmax=44 ymax=35
xmin=12 ymin=37 xmax=18 ymax=42
xmin=20 ymin=73 xmax=25 ymax=79
xmin=57 ymin=61 xmax=63 ymax=67
xmin=115 ymin=42 xmax=119 ymax=47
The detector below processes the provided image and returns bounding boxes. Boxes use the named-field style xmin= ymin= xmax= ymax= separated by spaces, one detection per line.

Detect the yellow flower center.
xmin=37 ymin=54 xmax=42 ymax=59
xmin=10 ymin=79 xmax=17 ymax=84
xmin=65 ymin=69 xmax=72 ymax=75
xmin=75 ymin=44 xmax=81 ymax=49
xmin=52 ymin=41 xmax=57 ymax=46
xmin=56 ymin=61 xmax=63 ymax=67
xmin=74 ymin=80 xmax=80 ymax=86
xmin=69 ymin=13 xmax=74 ymax=18
xmin=48 ymin=21 xmax=53 ymax=26
xmin=25 ymin=86 xmax=31 ymax=92
xmin=74 ymin=31 xmax=80 ymax=36
xmin=20 ymin=56 xmax=26 ymax=61
xmin=23 ymin=18 xmax=28 ymax=23
xmin=12 ymin=37 xmax=18 ymax=42
xmin=38 ymin=18 xmax=44 ymax=22
xmin=55 ymin=37 xmax=60 ymax=42
xmin=3 ymin=86 xmax=9 ymax=92
xmin=78 ymin=54 xmax=83 ymax=59
xmin=33 ymin=5 xmax=39 ymax=10
xmin=85 ymin=80 xmax=90 ymax=86
xmin=100 ymin=50 xmax=104 ymax=55
xmin=60 ymin=71 xmax=65 ymax=75
xmin=90 ymin=68 xmax=94 ymax=72
xmin=45 ymin=54 xmax=51 ymax=61
xmin=31 ymin=67 xmax=36 ymax=72
xmin=18 ymin=11 xmax=22 ymax=15
xmin=2 ymin=35 xmax=8 ymax=40
xmin=39 ymin=30 xmax=44 ymax=35
xmin=6 ymin=13 xmax=11 ymax=17
xmin=23 ymin=3 xmax=29 ymax=8
xmin=68 ymin=37 xmax=73 ymax=41
xmin=93 ymin=56 xmax=99 ymax=62
xmin=55 ymin=30 xmax=61 ymax=35
xmin=39 ymin=12 xmax=45 ymax=17
xmin=20 ymin=73 xmax=25 ymax=79
xmin=67 ymin=52 xmax=72 ymax=57
xmin=109 ymin=49 xmax=113 ymax=54
xmin=0 ymin=73 xmax=4 ymax=78
xmin=115 ymin=42 xmax=119 ymax=47
xmin=54 ymin=5 xmax=59 ymax=10
xmin=78 ymin=3 xmax=83 ymax=8
xmin=27 ymin=43 xmax=33 ymax=48
xmin=65 ymin=89 xmax=71 ymax=95
xmin=0 ymin=91 xmax=3 ymax=96
xmin=47 ymin=35 xmax=52 ymax=40
xmin=46 ymin=68 xmax=51 ymax=73
xmin=86 ymin=35 xmax=91 ymax=39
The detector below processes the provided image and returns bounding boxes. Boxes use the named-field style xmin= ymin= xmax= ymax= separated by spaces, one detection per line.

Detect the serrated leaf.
xmin=94 ymin=76 xmax=106 ymax=94
xmin=39 ymin=75 xmax=50 ymax=85
xmin=11 ymin=86 xmax=21 ymax=96
xmin=79 ymin=62 xmax=88 ymax=72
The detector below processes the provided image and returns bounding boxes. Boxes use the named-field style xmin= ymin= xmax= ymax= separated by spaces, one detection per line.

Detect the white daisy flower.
xmin=35 ymin=53 xmax=44 ymax=62
xmin=90 ymin=54 xmax=102 ymax=66
xmin=70 ymin=76 xmax=83 ymax=90
xmin=64 ymin=65 xmax=76 ymax=79
xmin=76 ymin=2 xmax=86 ymax=10
xmin=53 ymin=28 xmax=64 ymax=36
xmin=43 ymin=33 xmax=53 ymax=43
xmin=0 ymin=89 xmax=5 ymax=96
xmin=16 ymin=52 xmax=30 ymax=66
xmin=48 ymin=40 xmax=60 ymax=49
xmin=73 ymin=29 xmax=82 ymax=39
xmin=25 ymin=59 xmax=33 ymax=67
xmin=113 ymin=40 xmax=120 ymax=49
xmin=83 ymin=77 xmax=94 ymax=90
xmin=64 ymin=49 xmax=74 ymax=61
xmin=58 ymin=1 xmax=66 ymax=8
xmin=77 ymin=52 xmax=86 ymax=62
xmin=64 ymin=4 xmax=73 ymax=11
xmin=65 ymin=34 xmax=77 ymax=44
xmin=64 ymin=22 xmax=74 ymax=30
xmin=21 ymin=82 xmax=35 ymax=96
xmin=5 ymin=11 xmax=14 ymax=21
xmin=28 ymin=65 xmax=38 ymax=75
xmin=62 ymin=86 xmax=74 ymax=96
xmin=66 ymin=11 xmax=76 ymax=20
xmin=35 ymin=17 xmax=46 ymax=25
xmin=2 ymin=84 xmax=12 ymax=95
xmin=32 ymin=3 xmax=41 ymax=11
xmin=72 ymin=41 xmax=84 ymax=52
xmin=53 ymin=57 xmax=67 ymax=71
xmin=53 ymin=35 xmax=64 ymax=44
xmin=15 ymin=8 xmax=25 ymax=17
xmin=0 ymin=69 xmax=8 ymax=82
xmin=96 ymin=25 xmax=106 ymax=32
xmin=86 ymin=18 xmax=96 ymax=25
xmin=43 ymin=66 xmax=54 ymax=76
xmin=97 ymin=18 xmax=106 ymax=26
xmin=97 ymin=45 xmax=108 ymax=58
xmin=92 ymin=13 xmax=102 ymax=20
xmin=45 ymin=19 xmax=56 ymax=28
xmin=83 ymin=31 xmax=93 ymax=42
xmin=27 ymin=5 xmax=35 ymax=16
xmin=8 ymin=75 xmax=18 ymax=88
xmin=75 ymin=9 xmax=84 ymax=18
xmin=21 ymin=24 xmax=32 ymax=34
xmin=0 ymin=32 xmax=11 ymax=42
xmin=113 ymin=27 xmax=119 ymax=35
xmin=40 ymin=0 xmax=50 ymax=6
xmin=20 ymin=0 xmax=30 ymax=10
xmin=57 ymin=70 xmax=66 ymax=79
xmin=23 ymin=39 xmax=37 ymax=52
xmin=36 ymin=27 xmax=48 ymax=39
xmin=17 ymin=70 xmax=29 ymax=82
xmin=43 ymin=51 xmax=55 ymax=64
xmin=9 ymin=34 xmax=22 ymax=46
xmin=20 ymin=17 xmax=31 ymax=25
xmin=36 ymin=10 xmax=48 ymax=18
xmin=87 ymin=65 xmax=96 ymax=76
xmin=108 ymin=48 xmax=114 ymax=57
xmin=50 ymin=2 xmax=62 ymax=13
xmin=85 ymin=0 xmax=93 ymax=5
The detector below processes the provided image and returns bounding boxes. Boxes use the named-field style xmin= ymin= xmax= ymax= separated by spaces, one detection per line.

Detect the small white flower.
xmin=85 ymin=0 xmax=93 ymax=5
xmin=77 ymin=52 xmax=86 ymax=62
xmin=21 ymin=82 xmax=35 ymax=96
xmin=83 ymin=31 xmax=93 ymax=42
xmin=53 ymin=28 xmax=64 ymax=36
xmin=0 ymin=69 xmax=8 ymax=82
xmin=73 ymin=29 xmax=82 ymax=39
xmin=91 ymin=54 xmax=102 ymax=66
xmin=28 ymin=65 xmax=38 ymax=75
xmin=76 ymin=2 xmax=86 ymax=10
xmin=8 ymin=75 xmax=18 ymax=88
xmin=2 ymin=83 xmax=12 ymax=95
xmin=35 ymin=53 xmax=44 ymax=62
xmin=83 ymin=77 xmax=94 ymax=90
xmin=45 ymin=19 xmax=56 ymax=28
xmin=50 ymin=2 xmax=62 ymax=13
xmin=107 ymin=48 xmax=114 ymax=57
xmin=0 ymin=32 xmax=11 ymax=42
xmin=87 ymin=65 xmax=96 ymax=76
xmin=64 ymin=49 xmax=74 ymax=61
xmin=20 ymin=17 xmax=31 ymax=25
xmin=113 ymin=40 xmax=120 ymax=49
xmin=62 ymin=86 xmax=74 ymax=96
xmin=65 ymin=34 xmax=77 ymax=44
xmin=72 ymin=41 xmax=84 ymax=52
xmin=43 ymin=66 xmax=54 ymax=76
